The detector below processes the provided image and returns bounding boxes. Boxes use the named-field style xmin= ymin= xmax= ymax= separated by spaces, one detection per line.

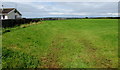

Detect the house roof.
xmin=0 ymin=8 xmax=22 ymax=15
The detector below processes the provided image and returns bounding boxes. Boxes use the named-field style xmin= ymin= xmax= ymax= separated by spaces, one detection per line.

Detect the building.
xmin=0 ymin=8 xmax=22 ymax=20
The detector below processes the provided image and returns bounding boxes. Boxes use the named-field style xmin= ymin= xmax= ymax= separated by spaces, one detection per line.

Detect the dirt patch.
xmin=20 ymin=22 xmax=42 ymax=28
xmin=79 ymin=39 xmax=97 ymax=52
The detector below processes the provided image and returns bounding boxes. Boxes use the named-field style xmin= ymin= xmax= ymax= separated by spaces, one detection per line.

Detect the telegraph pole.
xmin=2 ymin=5 xmax=3 ymax=10
xmin=1 ymin=4 xmax=3 ymax=19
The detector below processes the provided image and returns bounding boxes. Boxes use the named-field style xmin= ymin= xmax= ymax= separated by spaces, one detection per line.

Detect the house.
xmin=0 ymin=8 xmax=22 ymax=20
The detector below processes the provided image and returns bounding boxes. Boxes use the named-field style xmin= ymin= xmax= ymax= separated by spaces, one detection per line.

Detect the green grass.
xmin=2 ymin=19 xmax=118 ymax=68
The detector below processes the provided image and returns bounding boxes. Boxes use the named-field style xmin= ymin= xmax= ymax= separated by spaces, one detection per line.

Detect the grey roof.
xmin=0 ymin=8 xmax=22 ymax=15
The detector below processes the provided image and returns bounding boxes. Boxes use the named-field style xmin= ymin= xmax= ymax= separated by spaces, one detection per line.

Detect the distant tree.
xmin=85 ymin=17 xmax=88 ymax=19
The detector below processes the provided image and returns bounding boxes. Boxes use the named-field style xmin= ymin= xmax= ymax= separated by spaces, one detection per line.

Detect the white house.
xmin=0 ymin=8 xmax=22 ymax=20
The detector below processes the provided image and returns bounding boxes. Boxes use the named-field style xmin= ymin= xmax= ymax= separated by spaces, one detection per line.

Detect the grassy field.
xmin=2 ymin=19 xmax=118 ymax=68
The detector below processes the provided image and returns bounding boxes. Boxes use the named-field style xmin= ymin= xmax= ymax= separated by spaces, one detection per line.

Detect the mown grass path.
xmin=40 ymin=35 xmax=63 ymax=68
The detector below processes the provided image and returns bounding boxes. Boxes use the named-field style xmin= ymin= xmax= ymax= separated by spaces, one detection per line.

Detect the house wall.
xmin=0 ymin=14 xmax=8 ymax=19
xmin=15 ymin=13 xmax=21 ymax=19
xmin=5 ymin=15 xmax=8 ymax=19
xmin=7 ymin=11 xmax=21 ymax=19
xmin=7 ymin=11 xmax=15 ymax=19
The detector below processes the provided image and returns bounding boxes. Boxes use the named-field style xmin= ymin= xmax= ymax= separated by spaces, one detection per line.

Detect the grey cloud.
xmin=2 ymin=2 xmax=118 ymax=18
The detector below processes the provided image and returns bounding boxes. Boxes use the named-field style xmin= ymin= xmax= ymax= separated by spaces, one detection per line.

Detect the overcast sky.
xmin=0 ymin=1 xmax=119 ymax=18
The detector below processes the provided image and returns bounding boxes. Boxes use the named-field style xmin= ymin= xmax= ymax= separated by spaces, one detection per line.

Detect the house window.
xmin=15 ymin=15 xmax=17 ymax=19
xmin=2 ymin=15 xmax=5 ymax=19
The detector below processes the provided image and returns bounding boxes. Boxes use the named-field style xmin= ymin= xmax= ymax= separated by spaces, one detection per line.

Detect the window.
xmin=15 ymin=15 xmax=17 ymax=19
xmin=2 ymin=15 xmax=5 ymax=19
